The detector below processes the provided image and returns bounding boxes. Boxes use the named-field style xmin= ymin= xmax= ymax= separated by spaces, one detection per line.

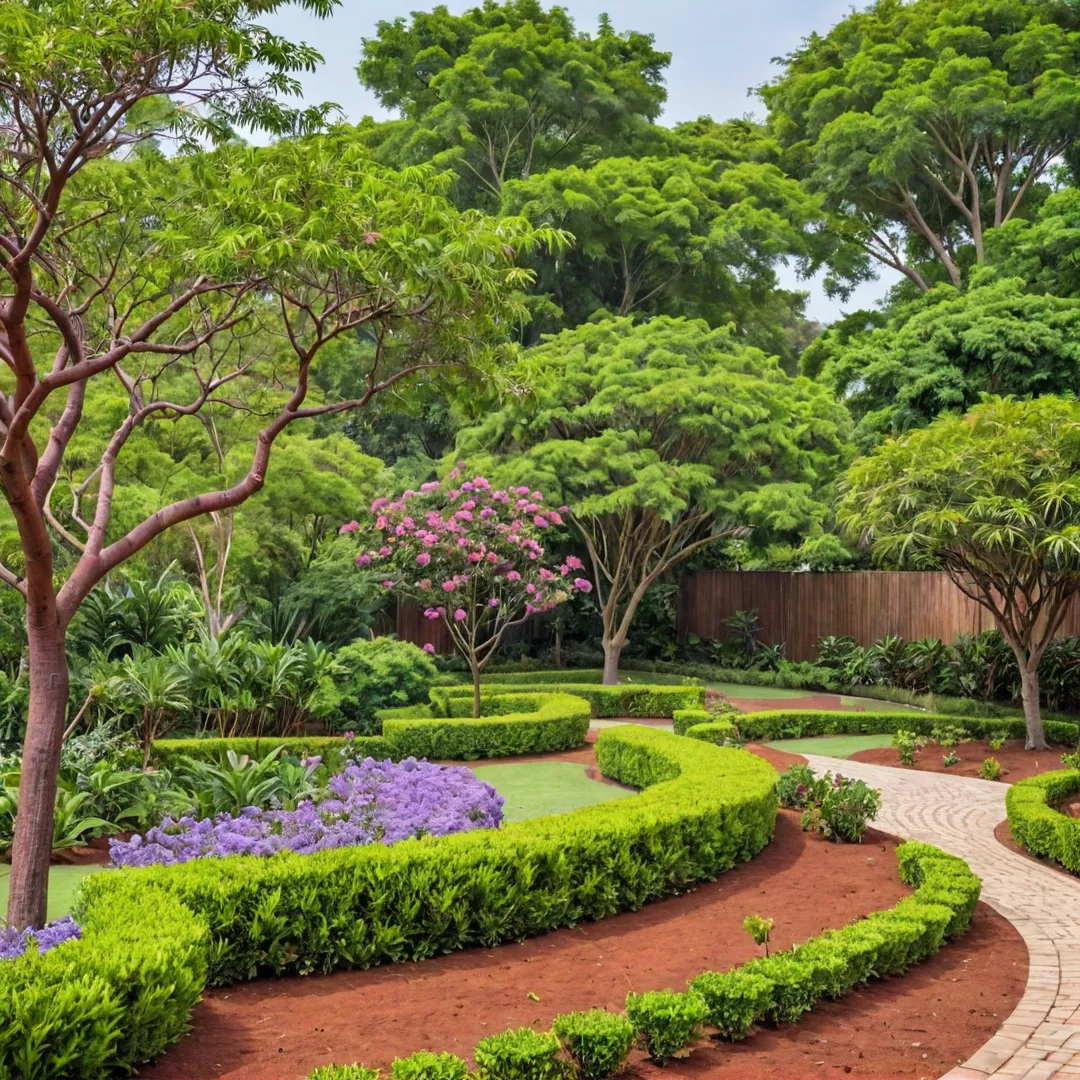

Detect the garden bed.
xmin=850 ymin=738 xmax=1072 ymax=782
xmin=141 ymin=807 xmax=1025 ymax=1080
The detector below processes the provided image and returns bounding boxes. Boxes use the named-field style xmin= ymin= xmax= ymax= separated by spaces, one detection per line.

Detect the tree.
xmin=351 ymin=470 xmax=588 ymax=715
xmin=837 ymin=396 xmax=1080 ymax=749
xmin=0 ymin=0 xmax=557 ymax=928
xmin=357 ymin=0 xmax=670 ymax=204
xmin=761 ymin=0 xmax=1080 ymax=291
xmin=814 ymin=278 xmax=1080 ymax=445
xmin=457 ymin=317 xmax=852 ymax=682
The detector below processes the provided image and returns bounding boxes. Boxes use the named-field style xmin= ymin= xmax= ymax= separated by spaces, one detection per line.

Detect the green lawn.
xmin=709 ymin=682 xmax=811 ymax=700
xmin=0 ymin=863 xmax=107 ymax=922
xmin=765 ymin=733 xmax=895 ymax=758
xmin=472 ymin=761 xmax=636 ymax=822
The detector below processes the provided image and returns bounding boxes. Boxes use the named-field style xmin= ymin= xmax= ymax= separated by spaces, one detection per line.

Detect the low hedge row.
xmin=78 ymin=726 xmax=778 ymax=994
xmin=1006 ymin=769 xmax=1080 ymax=873
xmin=685 ymin=722 xmax=738 ymax=746
xmin=431 ymin=682 xmax=705 ymax=718
xmin=672 ymin=708 xmax=710 ymax=736
xmin=734 ymin=709 xmax=1080 ymax=745
xmin=304 ymin=841 xmax=981 ymax=1079
xmin=0 ymin=882 xmax=207 ymax=1079
xmin=152 ymin=734 xmax=396 ymax=769
xmin=382 ymin=692 xmax=591 ymax=759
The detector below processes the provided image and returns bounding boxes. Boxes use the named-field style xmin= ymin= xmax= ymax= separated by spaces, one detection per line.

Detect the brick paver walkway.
xmin=803 ymin=754 xmax=1080 ymax=1080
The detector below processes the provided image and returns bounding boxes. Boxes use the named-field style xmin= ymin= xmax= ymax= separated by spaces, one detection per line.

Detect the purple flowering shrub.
xmin=0 ymin=915 xmax=81 ymax=961
xmin=344 ymin=466 xmax=591 ymax=715
xmin=109 ymin=757 xmax=503 ymax=868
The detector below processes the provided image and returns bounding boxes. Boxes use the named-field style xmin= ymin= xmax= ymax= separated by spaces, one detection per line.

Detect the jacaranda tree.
xmin=0 ymin=0 xmax=559 ymax=928
xmin=838 ymin=396 xmax=1080 ymax=750
xmin=349 ymin=469 xmax=590 ymax=715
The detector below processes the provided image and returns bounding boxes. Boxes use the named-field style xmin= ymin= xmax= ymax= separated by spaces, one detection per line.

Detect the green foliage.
xmin=335 ymin=639 xmax=439 ymax=735
xmin=0 ymin=883 xmax=206 ymax=1079
xmin=931 ymin=725 xmax=967 ymax=749
xmin=989 ymin=733 xmax=1008 ymax=751
xmin=942 ymin=751 xmax=960 ymax=768
xmin=775 ymin=764 xmax=816 ymax=809
xmin=473 ymin=1027 xmax=562 ymax=1080
xmin=799 ymin=774 xmax=882 ymax=844
xmin=892 ymin=730 xmax=926 ymax=766
xmin=79 ymin=726 xmax=777 ymax=986
xmin=743 ymin=914 xmax=774 ymax=954
xmin=152 ymin=735 xmax=394 ymax=771
xmin=309 ymin=1067 xmax=381 ymax=1080
xmin=671 ymin=708 xmax=710 ymax=736
xmin=687 ymin=969 xmax=772 ymax=1041
xmin=1063 ymin=751 xmax=1080 ymax=770
xmin=551 ymin=1010 xmax=635 ymax=1080
xmin=980 ymin=757 xmax=1002 ymax=781
xmin=1007 ymin=770 xmax=1080 ymax=873
xmin=435 ymin=681 xmax=704 ymax=718
xmin=391 ymin=1050 xmax=470 ymax=1079
xmin=624 ymin=990 xmax=708 ymax=1065
xmin=685 ymin=721 xmax=740 ymax=748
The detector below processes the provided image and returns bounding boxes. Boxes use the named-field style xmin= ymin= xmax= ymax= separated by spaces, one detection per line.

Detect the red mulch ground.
xmin=850 ymin=738 xmax=1071 ymax=783
xmin=142 ymin=784 xmax=1026 ymax=1080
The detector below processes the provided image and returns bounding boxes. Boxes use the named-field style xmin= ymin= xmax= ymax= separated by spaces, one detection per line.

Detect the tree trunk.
xmin=470 ymin=656 xmax=482 ymax=720
xmin=6 ymin=624 xmax=69 ymax=929
xmin=601 ymin=638 xmax=623 ymax=686
xmin=1020 ymin=666 xmax=1048 ymax=751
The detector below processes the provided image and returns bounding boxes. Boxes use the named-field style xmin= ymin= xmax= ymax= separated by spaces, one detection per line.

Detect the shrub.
xmin=931 ymin=725 xmax=967 ymax=749
xmin=775 ymin=764 xmax=816 ymax=809
xmin=687 ymin=969 xmax=772 ymax=1040
xmin=432 ymin=682 xmax=705 ymax=718
xmin=79 ymin=726 xmax=777 ymax=987
xmin=152 ymin=734 xmax=396 ymax=771
xmin=1007 ymin=770 xmax=1080 ymax=874
xmin=800 ymin=774 xmax=881 ymax=843
xmin=391 ymin=1050 xmax=470 ymax=1079
xmin=335 ymin=638 xmax=439 ymax=734
xmin=383 ymin=692 xmax=591 ymax=759
xmin=624 ymin=990 xmax=708 ymax=1065
xmin=672 ymin=708 xmax=711 ymax=736
xmin=980 ymin=757 xmax=1002 ymax=781
xmin=1063 ymin=751 xmax=1080 ymax=770
xmin=989 ymin=732 xmax=1007 ymax=751
xmin=891 ymin=729 xmax=925 ymax=766
xmin=942 ymin=751 xmax=960 ymax=768
xmin=685 ymin=721 xmax=740 ymax=747
xmin=473 ymin=1027 xmax=562 ymax=1080
xmin=309 ymin=1067 xmax=380 ymax=1080
xmin=743 ymin=914 xmax=773 ymax=955
xmin=552 ymin=1010 xmax=635 ymax=1080
xmin=741 ymin=952 xmax=818 ymax=1024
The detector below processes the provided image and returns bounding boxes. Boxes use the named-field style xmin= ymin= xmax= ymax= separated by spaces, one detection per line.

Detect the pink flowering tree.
xmin=347 ymin=468 xmax=591 ymax=717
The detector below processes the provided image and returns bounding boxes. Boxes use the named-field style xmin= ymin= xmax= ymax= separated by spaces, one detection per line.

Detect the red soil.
xmin=142 ymin=805 xmax=1026 ymax=1080
xmin=850 ymin=738 xmax=1071 ymax=783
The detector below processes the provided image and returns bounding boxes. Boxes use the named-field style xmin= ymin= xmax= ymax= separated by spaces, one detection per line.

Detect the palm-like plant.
xmin=109 ymin=652 xmax=192 ymax=766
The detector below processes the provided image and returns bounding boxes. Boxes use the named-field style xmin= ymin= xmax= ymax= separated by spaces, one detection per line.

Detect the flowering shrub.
xmin=800 ymin=772 xmax=882 ymax=843
xmin=109 ymin=757 xmax=503 ymax=867
xmin=349 ymin=468 xmax=590 ymax=715
xmin=0 ymin=915 xmax=80 ymax=961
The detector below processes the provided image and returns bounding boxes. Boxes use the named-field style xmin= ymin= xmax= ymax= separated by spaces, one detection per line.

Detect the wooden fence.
xmin=676 ymin=571 xmax=1080 ymax=662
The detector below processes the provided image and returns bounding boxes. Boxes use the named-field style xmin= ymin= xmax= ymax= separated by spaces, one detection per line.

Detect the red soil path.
xmin=143 ymin=775 xmax=1025 ymax=1080
xmin=851 ymin=738 xmax=1071 ymax=783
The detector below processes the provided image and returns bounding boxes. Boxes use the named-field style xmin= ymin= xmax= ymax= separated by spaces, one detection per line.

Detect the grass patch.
xmin=765 ymin=733 xmax=896 ymax=758
xmin=0 ymin=863 xmax=107 ymax=922
xmin=709 ymin=682 xmax=811 ymax=700
xmin=471 ymin=761 xmax=636 ymax=822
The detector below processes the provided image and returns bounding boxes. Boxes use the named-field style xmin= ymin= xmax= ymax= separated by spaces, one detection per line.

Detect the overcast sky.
xmin=263 ymin=0 xmax=895 ymax=322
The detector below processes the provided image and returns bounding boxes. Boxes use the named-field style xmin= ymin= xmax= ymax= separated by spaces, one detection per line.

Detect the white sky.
xmin=262 ymin=0 xmax=898 ymax=322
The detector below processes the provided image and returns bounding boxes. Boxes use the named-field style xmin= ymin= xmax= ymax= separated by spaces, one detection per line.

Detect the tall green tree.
xmin=457 ymin=317 xmax=851 ymax=682
xmin=0 ymin=0 xmax=558 ymax=928
xmin=357 ymin=0 xmax=670 ymax=204
xmin=838 ymin=396 xmax=1080 ymax=749
xmin=762 ymin=0 xmax=1080 ymax=291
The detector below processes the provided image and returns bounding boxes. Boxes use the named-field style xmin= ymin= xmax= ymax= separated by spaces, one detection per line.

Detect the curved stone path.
xmin=803 ymin=754 xmax=1080 ymax=1080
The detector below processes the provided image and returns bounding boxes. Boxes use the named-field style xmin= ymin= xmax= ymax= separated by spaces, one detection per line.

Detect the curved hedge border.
xmin=304 ymin=841 xmax=981 ymax=1079
xmin=734 ymin=709 xmax=1080 ymax=745
xmin=1006 ymin=769 xmax=1080 ymax=873
xmin=431 ymin=682 xmax=705 ymax=718
xmin=79 ymin=726 xmax=777 ymax=991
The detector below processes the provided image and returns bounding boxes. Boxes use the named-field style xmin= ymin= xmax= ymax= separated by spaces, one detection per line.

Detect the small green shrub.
xmin=474 ymin=1027 xmax=562 ymax=1080
xmin=741 ymin=952 xmax=818 ymax=1024
xmin=989 ymin=732 xmax=1007 ymax=751
xmin=1007 ymin=770 xmax=1080 ymax=873
xmin=743 ymin=914 xmax=773 ymax=956
xmin=775 ymin=764 xmax=816 ymax=809
xmin=891 ymin=729 xmax=925 ymax=766
xmin=979 ymin=757 xmax=1001 ymax=780
xmin=800 ymin=774 xmax=881 ymax=843
xmin=625 ymin=990 xmax=708 ymax=1066
xmin=672 ymin=708 xmax=711 ymax=736
xmin=687 ymin=969 xmax=772 ymax=1040
xmin=942 ymin=751 xmax=960 ymax=768
xmin=391 ymin=1050 xmax=470 ymax=1079
xmin=1062 ymin=751 xmax=1080 ymax=770
xmin=931 ymin=725 xmax=967 ymax=749
xmin=685 ymin=720 xmax=740 ymax=747
xmin=433 ymin=681 xmax=704 ymax=719
xmin=308 ymin=1066 xmax=380 ymax=1080
xmin=552 ymin=1010 xmax=634 ymax=1080
xmin=335 ymin=638 xmax=438 ymax=734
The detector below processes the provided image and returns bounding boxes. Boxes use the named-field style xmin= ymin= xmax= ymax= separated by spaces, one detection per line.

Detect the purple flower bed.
xmin=109 ymin=757 xmax=504 ymax=868
xmin=0 ymin=915 xmax=81 ymax=961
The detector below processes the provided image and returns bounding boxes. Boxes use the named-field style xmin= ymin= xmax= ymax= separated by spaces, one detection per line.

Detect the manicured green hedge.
xmin=152 ymin=734 xmax=397 ymax=769
xmin=736 ymin=709 xmax=1080 ymax=744
xmin=431 ymin=682 xmax=705 ymax=718
xmin=0 ymin=882 xmax=207 ymax=1079
xmin=383 ymin=692 xmax=591 ymax=759
xmin=79 ymin=726 xmax=778 ymax=992
xmin=304 ymin=841 xmax=980 ymax=1079
xmin=686 ymin=721 xmax=737 ymax=746
xmin=672 ymin=708 xmax=711 ymax=736
xmin=480 ymin=667 xmax=705 ymax=688
xmin=1006 ymin=769 xmax=1080 ymax=874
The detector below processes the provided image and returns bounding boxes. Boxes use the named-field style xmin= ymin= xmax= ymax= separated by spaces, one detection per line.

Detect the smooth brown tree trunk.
xmin=601 ymin=639 xmax=623 ymax=686
xmin=470 ymin=657 xmax=482 ymax=719
xmin=6 ymin=624 xmax=68 ymax=929
xmin=1019 ymin=666 xmax=1048 ymax=751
